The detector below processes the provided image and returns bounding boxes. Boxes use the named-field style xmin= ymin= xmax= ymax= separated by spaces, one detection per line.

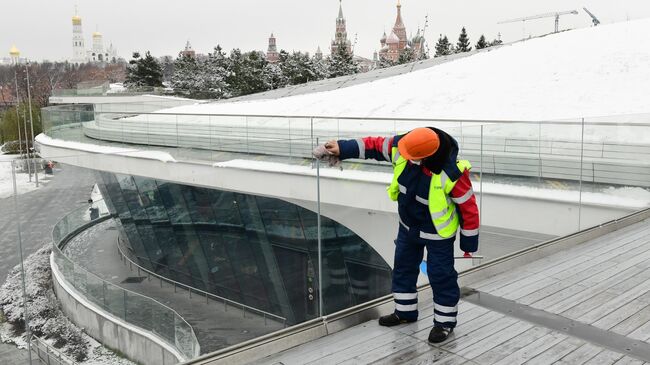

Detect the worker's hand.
xmin=324 ymin=140 xmax=340 ymax=156
xmin=312 ymin=142 xmax=341 ymax=168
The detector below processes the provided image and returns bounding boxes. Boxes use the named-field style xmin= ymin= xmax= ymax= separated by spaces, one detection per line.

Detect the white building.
xmin=70 ymin=11 xmax=118 ymax=64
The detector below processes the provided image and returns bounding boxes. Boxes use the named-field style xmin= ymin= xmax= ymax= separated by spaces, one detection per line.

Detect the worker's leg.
xmin=426 ymin=237 xmax=459 ymax=328
xmin=391 ymin=231 xmax=425 ymax=321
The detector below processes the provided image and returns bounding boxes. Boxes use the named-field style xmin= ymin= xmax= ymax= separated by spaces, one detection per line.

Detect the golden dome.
xmin=72 ymin=15 xmax=82 ymax=25
xmin=9 ymin=45 xmax=20 ymax=57
xmin=92 ymin=31 xmax=102 ymax=38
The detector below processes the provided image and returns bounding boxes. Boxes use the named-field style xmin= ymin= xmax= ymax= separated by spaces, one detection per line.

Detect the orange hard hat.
xmin=398 ymin=127 xmax=440 ymax=160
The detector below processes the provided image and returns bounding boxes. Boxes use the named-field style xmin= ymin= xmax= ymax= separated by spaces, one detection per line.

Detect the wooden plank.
xmin=259 ymin=320 xmax=391 ymax=364
xmin=560 ymin=291 xmax=619 ymax=321
xmin=577 ymin=277 xmax=650 ymax=324
xmin=492 ymin=332 xmax=568 ymax=365
xmin=524 ymin=337 xmax=583 ymax=365
xmin=304 ymin=329 xmax=412 ymax=365
xmin=337 ymin=335 xmax=421 ymax=365
xmin=440 ymin=317 xmax=519 ymax=354
xmin=593 ymin=293 xmax=650 ymax=331
xmin=368 ymin=342 xmax=454 ymax=365
xmin=404 ymin=351 xmax=470 ymax=365
xmin=455 ymin=321 xmax=533 ymax=360
xmin=582 ymin=350 xmax=624 ymax=365
xmin=476 ymin=225 xmax=650 ymax=298
xmin=627 ymin=319 xmax=650 ymax=342
xmin=502 ymin=277 xmax=560 ymax=301
xmin=553 ymin=343 xmax=603 ymax=365
xmin=473 ymin=327 xmax=552 ymax=364
xmin=614 ymin=356 xmax=645 ymax=365
xmin=542 ymin=266 xmax=644 ymax=314
xmin=611 ymin=305 xmax=650 ymax=336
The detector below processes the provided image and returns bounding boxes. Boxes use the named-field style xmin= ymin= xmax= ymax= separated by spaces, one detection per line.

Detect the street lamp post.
xmin=22 ymin=105 xmax=32 ymax=181
xmin=9 ymin=46 xmax=24 ymax=163
xmin=25 ymin=61 xmax=38 ymax=187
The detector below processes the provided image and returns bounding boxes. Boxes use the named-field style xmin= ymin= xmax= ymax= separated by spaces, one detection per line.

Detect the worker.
xmin=313 ymin=127 xmax=479 ymax=343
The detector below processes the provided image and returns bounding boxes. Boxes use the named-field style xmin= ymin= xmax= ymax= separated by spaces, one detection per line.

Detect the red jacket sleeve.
xmin=450 ymin=169 xmax=479 ymax=252
xmin=337 ymin=136 xmax=395 ymax=162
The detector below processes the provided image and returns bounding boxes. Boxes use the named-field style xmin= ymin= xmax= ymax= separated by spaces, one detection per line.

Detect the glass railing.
xmin=51 ymin=87 xmax=165 ymax=97
xmin=36 ymin=102 xmax=650 ymax=358
xmin=50 ymin=199 xmax=200 ymax=360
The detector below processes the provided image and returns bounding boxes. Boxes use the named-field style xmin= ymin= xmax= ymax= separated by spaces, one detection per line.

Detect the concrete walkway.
xmin=62 ymin=221 xmax=285 ymax=354
xmin=0 ymin=164 xmax=95 ymax=364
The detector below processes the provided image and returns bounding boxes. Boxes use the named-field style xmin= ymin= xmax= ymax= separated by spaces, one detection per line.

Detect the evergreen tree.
xmin=489 ymin=38 xmax=503 ymax=47
xmin=263 ymin=62 xmax=288 ymax=90
xmin=475 ymin=35 xmax=488 ymax=50
xmin=281 ymin=51 xmax=317 ymax=85
xmin=398 ymin=47 xmax=416 ymax=65
xmin=434 ymin=35 xmax=452 ymax=57
xmin=125 ymin=51 xmax=163 ymax=88
xmin=201 ymin=45 xmax=231 ymax=99
xmin=327 ymin=43 xmax=359 ymax=78
xmin=170 ymin=53 xmax=201 ymax=96
xmin=311 ymin=55 xmax=329 ymax=80
xmin=377 ymin=56 xmax=396 ymax=69
xmin=456 ymin=27 xmax=472 ymax=53
xmin=227 ymin=49 xmax=270 ymax=96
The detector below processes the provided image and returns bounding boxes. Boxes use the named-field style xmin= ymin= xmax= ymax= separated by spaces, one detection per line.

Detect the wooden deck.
xmin=257 ymin=218 xmax=650 ymax=364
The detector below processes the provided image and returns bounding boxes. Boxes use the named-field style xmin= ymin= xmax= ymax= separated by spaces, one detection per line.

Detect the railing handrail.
xmin=51 ymin=202 xmax=200 ymax=359
xmin=115 ymin=236 xmax=287 ymax=323
xmin=42 ymin=103 xmax=650 ymax=128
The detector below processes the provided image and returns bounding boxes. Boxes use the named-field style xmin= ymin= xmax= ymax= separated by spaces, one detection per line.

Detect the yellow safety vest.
xmin=387 ymin=146 xmax=471 ymax=239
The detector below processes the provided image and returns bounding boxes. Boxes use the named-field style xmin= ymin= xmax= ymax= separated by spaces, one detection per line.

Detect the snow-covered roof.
xmin=160 ymin=18 xmax=650 ymax=122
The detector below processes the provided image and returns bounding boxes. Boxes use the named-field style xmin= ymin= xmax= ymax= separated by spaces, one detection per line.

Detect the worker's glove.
xmin=312 ymin=145 xmax=341 ymax=168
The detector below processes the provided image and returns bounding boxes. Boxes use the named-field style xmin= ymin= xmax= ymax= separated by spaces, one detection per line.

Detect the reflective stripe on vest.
xmin=387 ymin=146 xmax=472 ymax=239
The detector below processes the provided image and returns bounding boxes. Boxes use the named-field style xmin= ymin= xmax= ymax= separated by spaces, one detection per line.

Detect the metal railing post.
xmin=578 ymin=117 xmax=585 ymax=231
xmin=11 ymin=161 xmax=33 ymax=364
xmin=316 ymin=137 xmax=323 ymax=318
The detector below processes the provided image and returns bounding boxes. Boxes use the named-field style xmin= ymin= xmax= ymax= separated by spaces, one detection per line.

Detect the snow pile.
xmin=159 ymin=18 xmax=650 ymax=121
xmin=0 ymin=243 xmax=136 ymax=364
xmin=0 ymin=155 xmax=43 ymax=199
xmin=0 ymin=245 xmax=88 ymax=361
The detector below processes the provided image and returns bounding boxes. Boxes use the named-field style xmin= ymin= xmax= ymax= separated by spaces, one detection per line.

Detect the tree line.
xmin=125 ymin=43 xmax=359 ymax=100
xmin=0 ymin=62 xmax=126 ymax=148
xmin=434 ymin=27 xmax=503 ymax=57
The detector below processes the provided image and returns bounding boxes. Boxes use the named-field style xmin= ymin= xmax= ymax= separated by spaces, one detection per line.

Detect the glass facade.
xmin=95 ymin=172 xmax=392 ymax=324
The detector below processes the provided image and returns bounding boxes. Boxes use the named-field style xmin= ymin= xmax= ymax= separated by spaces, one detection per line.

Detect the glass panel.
xmin=581 ymin=115 xmax=650 ymax=227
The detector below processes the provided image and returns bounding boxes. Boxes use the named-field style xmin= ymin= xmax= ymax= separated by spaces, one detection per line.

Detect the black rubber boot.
xmin=378 ymin=313 xmax=416 ymax=327
xmin=428 ymin=326 xmax=453 ymax=343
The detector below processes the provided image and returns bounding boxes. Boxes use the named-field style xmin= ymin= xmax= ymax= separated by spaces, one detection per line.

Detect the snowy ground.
xmin=156 ymin=18 xmax=650 ymax=122
xmin=0 ymin=243 xmax=135 ymax=365
xmin=0 ymin=154 xmax=46 ymax=199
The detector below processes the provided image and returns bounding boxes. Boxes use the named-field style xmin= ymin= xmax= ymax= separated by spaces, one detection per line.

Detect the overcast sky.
xmin=2 ymin=0 xmax=650 ymax=61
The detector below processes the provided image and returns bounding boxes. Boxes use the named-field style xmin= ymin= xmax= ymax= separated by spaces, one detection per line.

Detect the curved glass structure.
xmin=95 ymin=172 xmax=392 ymax=324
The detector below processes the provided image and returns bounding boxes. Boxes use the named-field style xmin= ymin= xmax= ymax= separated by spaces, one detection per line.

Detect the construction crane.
xmin=583 ymin=7 xmax=601 ymax=26
xmin=498 ymin=10 xmax=579 ymax=34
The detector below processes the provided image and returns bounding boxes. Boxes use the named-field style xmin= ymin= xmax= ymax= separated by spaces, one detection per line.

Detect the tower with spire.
xmin=377 ymin=1 xmax=426 ymax=64
xmin=331 ymin=0 xmax=352 ymax=56
xmin=180 ymin=41 xmax=196 ymax=58
xmin=71 ymin=7 xmax=86 ymax=64
xmin=393 ymin=0 xmax=408 ymax=49
xmin=266 ymin=33 xmax=279 ymax=63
